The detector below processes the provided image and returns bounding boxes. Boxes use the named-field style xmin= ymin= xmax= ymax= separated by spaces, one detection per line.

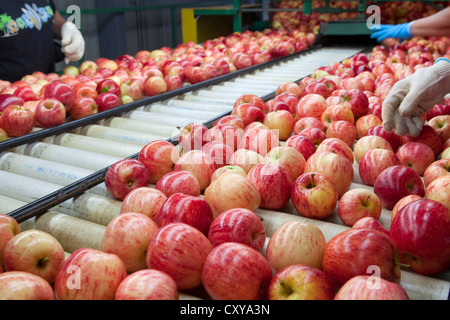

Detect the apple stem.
xmin=362 ymin=195 xmax=371 ymax=206
xmin=38 ymin=257 xmax=50 ymax=269
xmin=279 ymin=280 xmax=293 ymax=295
xmin=397 ymin=262 xmax=410 ymax=268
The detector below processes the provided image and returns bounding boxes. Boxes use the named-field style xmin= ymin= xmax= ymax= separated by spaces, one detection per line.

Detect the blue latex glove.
xmin=370 ymin=22 xmax=413 ymax=42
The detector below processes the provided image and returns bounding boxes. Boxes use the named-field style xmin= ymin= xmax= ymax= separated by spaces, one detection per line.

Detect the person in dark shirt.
xmin=0 ymin=0 xmax=85 ymax=82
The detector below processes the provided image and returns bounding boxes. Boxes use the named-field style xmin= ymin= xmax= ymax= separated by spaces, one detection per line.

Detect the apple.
xmin=247 ymin=163 xmax=292 ymax=210
xmin=337 ymin=77 xmax=364 ymax=91
xmin=69 ymin=96 xmax=98 ymax=120
xmin=334 ymin=275 xmax=409 ymax=300
xmin=425 ymin=175 xmax=450 ymax=210
xmin=358 ymin=148 xmax=401 ymax=186
xmin=34 ymin=98 xmax=66 ymax=128
xmin=146 ymin=222 xmax=213 ymax=291
xmin=275 ymin=82 xmax=304 ymax=98
xmin=365 ymin=125 xmax=402 ymax=152
xmin=320 ymin=104 xmax=355 ymax=129
xmin=391 ymin=194 xmax=423 ymax=223
xmin=54 ymin=248 xmax=127 ymax=300
xmin=138 ymin=140 xmax=181 ymax=185
xmin=0 ymin=271 xmax=55 ymax=300
xmin=144 ymin=76 xmax=167 ymax=96
xmin=266 ymin=220 xmax=326 ymax=272
xmin=115 ymin=269 xmax=178 ymax=300
xmin=352 ymin=216 xmax=389 ymax=236
xmin=215 ymin=114 xmax=246 ymax=130
xmin=155 ymin=193 xmax=213 ymax=235
xmin=207 ymin=208 xmax=266 ymax=252
xmin=0 ymin=215 xmax=21 ymax=268
xmin=423 ymin=158 xmax=450 ymax=187
xmin=210 ymin=164 xmax=247 ymax=182
xmin=0 ymin=104 xmax=34 ymax=137
xmin=178 ymin=122 xmax=209 ymax=153
xmin=201 ymin=242 xmax=272 ymax=300
xmin=3 ymin=229 xmax=65 ymax=284
xmin=426 ymin=104 xmax=450 ymax=121
xmin=102 ymin=212 xmax=158 ymax=273
xmin=390 ymin=199 xmax=450 ymax=275
xmin=336 ymin=89 xmax=369 ymax=119
xmin=301 ymin=82 xmax=332 ymax=99
xmin=0 ymin=128 xmax=6 ymax=142
xmin=14 ymin=85 xmax=38 ymax=102
xmin=155 ymin=170 xmax=201 ymax=197
xmin=315 ymin=137 xmax=354 ymax=164
xmin=263 ymin=110 xmax=295 ymax=141
xmin=233 ymin=94 xmax=266 ymax=112
xmin=443 ymin=146 xmax=450 ymax=159
xmin=232 ymin=103 xmax=265 ymax=127
xmin=267 ymin=264 xmax=335 ymax=300
xmin=427 ymin=114 xmax=450 ymax=144
xmin=228 ymin=148 xmax=264 ymax=173
xmin=296 ymin=97 xmax=328 ymax=120
xmin=263 ymin=146 xmax=306 ymax=181
xmin=202 ymin=140 xmax=233 ymax=168
xmin=120 ymin=78 xmax=144 ymax=101
xmin=293 ymin=116 xmax=326 ymax=134
xmin=355 ymin=114 xmax=382 ymax=139
xmin=44 ymin=80 xmax=74 ymax=112
xmin=274 ymin=92 xmax=299 ymax=114
xmin=290 ymin=172 xmax=338 ymax=220
xmin=304 ymin=151 xmax=354 ymax=198
xmin=284 ymin=135 xmax=316 ymax=161
xmin=119 ymin=187 xmax=167 ymax=220
xmin=322 ymin=228 xmax=401 ymax=287
xmin=96 ymin=78 xmax=121 ymax=97
xmin=325 ymin=120 xmax=357 ymax=148
xmin=173 ymin=150 xmax=216 ymax=191
xmin=396 ymin=142 xmax=435 ymax=176
xmin=204 ymin=172 xmax=260 ymax=218
xmin=0 ymin=94 xmax=24 ymax=112
xmin=402 ymin=125 xmax=442 ymax=158
xmin=105 ymin=159 xmax=151 ymax=201
xmin=95 ymin=92 xmax=122 ymax=112
xmin=374 ymin=165 xmax=425 ymax=210
xmin=297 ymin=127 xmax=327 ymax=148
xmin=337 ymin=188 xmax=382 ymax=227
xmin=353 ymin=135 xmax=393 ymax=164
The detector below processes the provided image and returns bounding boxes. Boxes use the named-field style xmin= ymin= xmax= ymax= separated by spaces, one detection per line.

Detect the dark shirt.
xmin=0 ymin=0 xmax=56 ymax=82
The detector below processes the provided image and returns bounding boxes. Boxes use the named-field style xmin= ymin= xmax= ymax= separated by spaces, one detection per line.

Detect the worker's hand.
xmin=61 ymin=21 xmax=85 ymax=62
xmin=370 ymin=22 xmax=413 ymax=42
xmin=382 ymin=59 xmax=450 ymax=136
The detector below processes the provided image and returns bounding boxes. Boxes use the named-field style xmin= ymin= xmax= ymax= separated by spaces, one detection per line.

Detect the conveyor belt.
xmin=0 ymin=45 xmax=448 ymax=300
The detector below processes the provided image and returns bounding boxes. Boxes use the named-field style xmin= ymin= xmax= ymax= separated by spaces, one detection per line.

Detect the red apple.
xmin=173 ymin=150 xmax=216 ymax=191
xmin=427 ymin=114 xmax=450 ymax=144
xmin=215 ymin=114 xmax=245 ymax=130
xmin=352 ymin=216 xmax=389 ymax=236
xmin=44 ymin=80 xmax=74 ymax=112
xmin=336 ymin=89 xmax=369 ymax=119
xmin=355 ymin=114 xmax=382 ymax=139
xmin=233 ymin=94 xmax=266 ymax=112
xmin=402 ymin=125 xmax=442 ymax=158
xmin=296 ymin=97 xmax=328 ymax=120
xmin=201 ymin=242 xmax=272 ymax=300
xmin=146 ymin=222 xmax=213 ymax=290
xmin=0 ymin=104 xmax=34 ymax=137
xmin=365 ymin=125 xmax=402 ymax=152
xmin=207 ymin=208 xmax=266 ymax=252
xmin=337 ymin=188 xmax=382 ymax=227
xmin=358 ymin=148 xmax=401 ymax=186
xmin=284 ymin=134 xmax=316 ymax=161
xmin=34 ymin=98 xmax=66 ymax=128
xmin=263 ymin=110 xmax=295 ymax=141
xmin=264 ymin=146 xmax=306 ymax=181
xmin=334 ymin=275 xmax=409 ymax=300
xmin=293 ymin=116 xmax=326 ymax=134
xmin=266 ymin=220 xmax=326 ymax=272
xmin=155 ymin=170 xmax=201 ymax=197
xmin=204 ymin=172 xmax=261 ymax=218
xmin=0 ymin=215 xmax=21 ymax=268
xmin=353 ymin=135 xmax=393 ymax=164
xmin=267 ymin=264 xmax=335 ymax=300
xmin=119 ymin=186 xmax=167 ymax=221
xmin=178 ymin=122 xmax=209 ymax=152
xmin=239 ymin=127 xmax=280 ymax=157
xmin=0 ymin=271 xmax=55 ymax=300
xmin=321 ymin=104 xmax=355 ymax=129
xmin=0 ymin=94 xmax=24 ymax=112
xmin=54 ymin=248 xmax=127 ymax=300
xmin=144 ymin=76 xmax=167 ymax=96
xmin=425 ymin=175 xmax=450 ymax=210
xmin=120 ymin=78 xmax=144 ymax=101
xmin=231 ymin=102 xmax=265 ymax=127
xmin=155 ymin=193 xmax=213 ymax=235
xmin=322 ymin=228 xmax=401 ymax=287
xmin=373 ymin=165 xmax=425 ymax=210
xmin=390 ymin=199 xmax=450 ymax=275
xmin=423 ymin=158 xmax=450 ymax=187
xmin=105 ymin=159 xmax=151 ymax=200
xmin=114 ymin=269 xmax=178 ymax=300
xmin=69 ymin=96 xmax=98 ymax=120
xmin=102 ymin=212 xmax=158 ymax=273
xmin=391 ymin=194 xmax=423 ymax=223
xmin=325 ymin=120 xmax=357 ymax=148
xmin=96 ymin=78 xmax=121 ymax=97
xmin=95 ymin=92 xmax=122 ymax=112
xmin=315 ymin=137 xmax=354 ymax=164
xmin=426 ymin=104 xmax=450 ymax=121
xmin=304 ymin=151 xmax=354 ymax=198
xmin=201 ymin=140 xmax=234 ymax=168
xmin=396 ymin=142 xmax=435 ymax=176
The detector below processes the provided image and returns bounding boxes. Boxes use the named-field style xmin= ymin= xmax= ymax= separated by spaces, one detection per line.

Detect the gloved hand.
xmin=382 ymin=59 xmax=450 ymax=136
xmin=370 ymin=22 xmax=413 ymax=42
xmin=61 ymin=21 xmax=85 ymax=63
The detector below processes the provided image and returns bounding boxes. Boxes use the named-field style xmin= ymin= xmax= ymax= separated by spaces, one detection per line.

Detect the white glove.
xmin=382 ymin=59 xmax=450 ymax=136
xmin=61 ymin=21 xmax=85 ymax=63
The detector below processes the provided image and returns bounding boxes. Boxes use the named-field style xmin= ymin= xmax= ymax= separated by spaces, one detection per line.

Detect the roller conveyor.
xmin=0 ymin=44 xmax=448 ymax=300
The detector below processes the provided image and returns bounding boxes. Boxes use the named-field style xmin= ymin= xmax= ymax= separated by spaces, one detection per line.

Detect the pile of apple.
xmin=1 ymin=35 xmax=449 ymax=300
xmin=0 ymin=28 xmax=315 ymax=142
